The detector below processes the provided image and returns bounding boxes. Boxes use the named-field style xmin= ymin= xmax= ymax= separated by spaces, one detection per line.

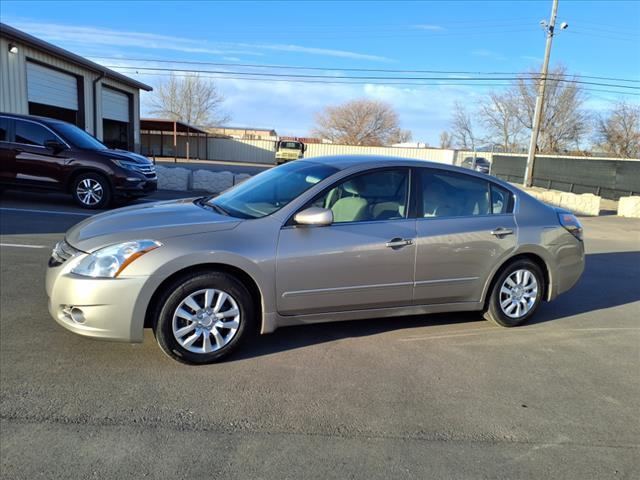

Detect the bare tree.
xmin=451 ymin=101 xmax=479 ymax=150
xmin=150 ymin=74 xmax=229 ymax=126
xmin=595 ymin=101 xmax=640 ymax=158
xmin=312 ymin=99 xmax=410 ymax=146
xmin=479 ymin=90 xmax=524 ymax=152
xmin=513 ymin=65 xmax=589 ymax=153
xmin=439 ymin=131 xmax=452 ymax=149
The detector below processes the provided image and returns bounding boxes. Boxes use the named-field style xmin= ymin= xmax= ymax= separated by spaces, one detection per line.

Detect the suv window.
xmin=0 ymin=117 xmax=9 ymax=142
xmin=14 ymin=120 xmax=58 ymax=147
xmin=420 ymin=169 xmax=491 ymax=218
xmin=311 ymin=169 xmax=409 ymax=223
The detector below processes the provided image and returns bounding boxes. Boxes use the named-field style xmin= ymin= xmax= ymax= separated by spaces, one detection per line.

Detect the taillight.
xmin=558 ymin=212 xmax=583 ymax=241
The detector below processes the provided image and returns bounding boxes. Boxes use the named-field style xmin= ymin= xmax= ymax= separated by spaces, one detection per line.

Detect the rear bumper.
xmin=548 ymin=238 xmax=585 ymax=300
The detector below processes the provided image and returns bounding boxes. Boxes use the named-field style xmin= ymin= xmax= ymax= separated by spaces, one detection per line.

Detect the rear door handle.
xmin=491 ymin=227 xmax=514 ymax=237
xmin=386 ymin=238 xmax=413 ymax=248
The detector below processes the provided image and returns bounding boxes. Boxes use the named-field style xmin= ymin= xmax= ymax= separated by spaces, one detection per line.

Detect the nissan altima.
xmin=46 ymin=156 xmax=584 ymax=364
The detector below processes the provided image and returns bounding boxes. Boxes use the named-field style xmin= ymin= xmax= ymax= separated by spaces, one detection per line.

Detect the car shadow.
xmin=230 ymin=251 xmax=640 ymax=362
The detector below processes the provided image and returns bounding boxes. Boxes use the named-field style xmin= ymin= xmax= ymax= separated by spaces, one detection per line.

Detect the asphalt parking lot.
xmin=1 ymin=191 xmax=639 ymax=479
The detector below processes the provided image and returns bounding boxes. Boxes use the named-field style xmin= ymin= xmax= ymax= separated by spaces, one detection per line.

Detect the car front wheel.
xmin=484 ymin=260 xmax=544 ymax=327
xmin=72 ymin=173 xmax=111 ymax=209
xmin=153 ymin=272 xmax=256 ymax=364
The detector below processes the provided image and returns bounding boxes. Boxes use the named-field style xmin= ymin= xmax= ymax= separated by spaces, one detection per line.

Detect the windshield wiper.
xmin=210 ymin=202 xmax=231 ymax=216
xmin=194 ymin=197 xmax=226 ymax=215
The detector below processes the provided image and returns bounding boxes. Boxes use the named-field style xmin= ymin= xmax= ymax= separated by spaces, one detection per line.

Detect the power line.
xmin=126 ymin=70 xmax=640 ymax=96
xmin=105 ymin=65 xmax=640 ymax=90
xmin=90 ymin=57 xmax=640 ymax=84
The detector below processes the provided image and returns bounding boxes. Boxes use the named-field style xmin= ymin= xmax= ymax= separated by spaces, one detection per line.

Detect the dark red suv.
xmin=0 ymin=113 xmax=157 ymax=208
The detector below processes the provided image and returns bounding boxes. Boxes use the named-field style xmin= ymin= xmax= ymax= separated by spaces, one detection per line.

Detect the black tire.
xmin=483 ymin=259 xmax=545 ymax=327
xmin=71 ymin=172 xmax=112 ymax=209
xmin=153 ymin=271 xmax=256 ymax=364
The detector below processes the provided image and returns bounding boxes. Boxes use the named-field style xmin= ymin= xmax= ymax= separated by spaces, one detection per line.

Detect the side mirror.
xmin=293 ymin=207 xmax=333 ymax=227
xmin=44 ymin=139 xmax=66 ymax=153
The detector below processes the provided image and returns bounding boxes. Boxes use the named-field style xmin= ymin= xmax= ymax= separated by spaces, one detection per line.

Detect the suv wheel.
xmin=153 ymin=272 xmax=256 ymax=364
xmin=72 ymin=173 xmax=111 ymax=209
xmin=484 ymin=259 xmax=544 ymax=327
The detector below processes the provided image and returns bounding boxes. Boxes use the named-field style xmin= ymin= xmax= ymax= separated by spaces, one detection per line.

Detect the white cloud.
xmin=139 ymin=76 xmax=481 ymax=143
xmin=412 ymin=24 xmax=445 ymax=31
xmin=471 ymin=49 xmax=507 ymax=61
xmin=8 ymin=20 xmax=390 ymax=61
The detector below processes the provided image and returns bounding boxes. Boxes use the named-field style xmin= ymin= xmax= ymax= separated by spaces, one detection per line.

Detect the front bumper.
xmin=114 ymin=178 xmax=158 ymax=197
xmin=46 ymin=259 xmax=148 ymax=342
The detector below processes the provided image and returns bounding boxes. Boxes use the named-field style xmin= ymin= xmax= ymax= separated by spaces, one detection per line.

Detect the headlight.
xmin=111 ymin=159 xmax=148 ymax=172
xmin=71 ymin=240 xmax=161 ymax=278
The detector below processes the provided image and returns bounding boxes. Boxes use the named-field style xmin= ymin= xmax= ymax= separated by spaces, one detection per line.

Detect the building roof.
xmin=0 ymin=23 xmax=152 ymax=92
xmin=211 ymin=126 xmax=277 ymax=134
xmin=141 ymin=118 xmax=209 ymax=135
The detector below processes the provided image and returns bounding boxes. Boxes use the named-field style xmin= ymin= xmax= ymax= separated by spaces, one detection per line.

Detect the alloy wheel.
xmin=76 ymin=178 xmax=104 ymax=206
xmin=499 ymin=269 xmax=539 ymax=319
xmin=171 ymin=288 xmax=241 ymax=354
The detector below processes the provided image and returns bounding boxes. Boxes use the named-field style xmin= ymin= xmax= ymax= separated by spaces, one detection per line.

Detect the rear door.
xmin=13 ymin=119 xmax=70 ymax=189
xmin=276 ymin=167 xmax=416 ymax=315
xmin=413 ymin=168 xmax=517 ymax=305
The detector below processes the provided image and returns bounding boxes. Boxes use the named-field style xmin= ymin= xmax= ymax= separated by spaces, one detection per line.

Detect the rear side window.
xmin=490 ymin=184 xmax=514 ymax=214
xmin=14 ymin=120 xmax=58 ymax=147
xmin=0 ymin=117 xmax=9 ymax=142
xmin=420 ymin=169 xmax=490 ymax=218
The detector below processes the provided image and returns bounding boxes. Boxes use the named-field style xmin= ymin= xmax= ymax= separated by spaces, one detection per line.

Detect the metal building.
xmin=0 ymin=23 xmax=152 ymax=152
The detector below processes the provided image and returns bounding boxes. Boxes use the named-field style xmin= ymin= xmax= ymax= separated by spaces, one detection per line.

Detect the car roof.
xmin=0 ymin=112 xmax=69 ymax=126
xmin=302 ymin=155 xmax=517 ymax=191
xmin=304 ymin=155 xmax=472 ymax=174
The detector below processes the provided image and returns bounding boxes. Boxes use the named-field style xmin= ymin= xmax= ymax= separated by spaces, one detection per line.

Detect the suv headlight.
xmin=111 ymin=159 xmax=147 ymax=172
xmin=71 ymin=240 xmax=161 ymax=278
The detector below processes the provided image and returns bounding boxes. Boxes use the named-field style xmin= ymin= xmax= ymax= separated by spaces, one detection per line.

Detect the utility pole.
xmin=523 ymin=0 xmax=559 ymax=187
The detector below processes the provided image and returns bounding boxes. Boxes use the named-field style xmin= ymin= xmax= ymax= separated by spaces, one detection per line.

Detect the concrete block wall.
xmin=155 ymin=165 xmax=249 ymax=193
xmin=617 ymin=196 xmax=640 ymax=218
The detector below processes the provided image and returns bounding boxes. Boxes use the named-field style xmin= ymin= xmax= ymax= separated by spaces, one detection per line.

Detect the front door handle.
xmin=386 ymin=238 xmax=413 ymax=248
xmin=491 ymin=227 xmax=514 ymax=237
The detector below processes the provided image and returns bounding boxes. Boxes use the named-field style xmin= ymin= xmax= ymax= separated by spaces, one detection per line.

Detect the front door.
xmin=13 ymin=119 xmax=69 ymax=188
xmin=276 ymin=168 xmax=416 ymax=315
xmin=0 ymin=117 xmax=16 ymax=184
xmin=413 ymin=168 xmax=518 ymax=305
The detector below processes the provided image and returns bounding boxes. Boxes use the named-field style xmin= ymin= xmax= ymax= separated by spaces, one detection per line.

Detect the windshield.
xmin=50 ymin=123 xmax=108 ymax=150
xmin=279 ymin=141 xmax=302 ymax=150
xmin=208 ymin=161 xmax=338 ymax=219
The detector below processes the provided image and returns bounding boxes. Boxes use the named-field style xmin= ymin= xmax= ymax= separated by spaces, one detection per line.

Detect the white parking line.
xmin=0 ymin=207 xmax=93 ymax=216
xmin=0 ymin=243 xmax=47 ymax=249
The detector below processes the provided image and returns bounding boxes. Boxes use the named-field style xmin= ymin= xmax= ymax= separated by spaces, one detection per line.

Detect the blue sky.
xmin=2 ymin=0 xmax=639 ymax=144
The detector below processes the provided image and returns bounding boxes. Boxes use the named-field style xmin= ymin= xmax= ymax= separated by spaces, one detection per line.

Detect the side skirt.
xmin=262 ymin=301 xmax=483 ymax=333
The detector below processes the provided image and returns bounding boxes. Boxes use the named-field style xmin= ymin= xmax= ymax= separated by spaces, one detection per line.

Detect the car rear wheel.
xmin=484 ymin=260 xmax=544 ymax=327
xmin=153 ymin=271 xmax=256 ymax=364
xmin=72 ymin=173 xmax=111 ymax=209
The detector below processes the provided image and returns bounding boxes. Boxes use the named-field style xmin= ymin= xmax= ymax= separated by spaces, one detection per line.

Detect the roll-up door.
xmin=27 ymin=62 xmax=78 ymax=110
xmin=102 ymin=87 xmax=130 ymax=122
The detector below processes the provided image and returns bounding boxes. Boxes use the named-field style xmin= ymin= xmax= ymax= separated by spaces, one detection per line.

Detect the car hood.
xmin=66 ymin=198 xmax=241 ymax=252
xmin=92 ymin=148 xmax=153 ymax=165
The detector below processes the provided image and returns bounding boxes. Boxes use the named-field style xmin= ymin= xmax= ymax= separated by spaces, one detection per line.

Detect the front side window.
xmin=0 ymin=117 xmax=9 ymax=142
xmin=14 ymin=120 xmax=58 ymax=147
xmin=311 ymin=169 xmax=409 ymax=223
xmin=209 ymin=161 xmax=338 ymax=219
xmin=421 ymin=169 xmax=491 ymax=218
